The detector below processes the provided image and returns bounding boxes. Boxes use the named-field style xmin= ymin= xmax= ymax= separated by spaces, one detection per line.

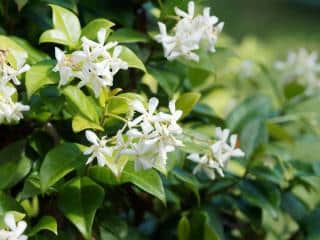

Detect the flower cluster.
xmin=53 ymin=28 xmax=128 ymax=97
xmin=83 ymin=96 xmax=245 ymax=180
xmin=275 ymin=48 xmax=320 ymax=92
xmin=0 ymin=51 xmax=30 ymax=124
xmin=188 ymin=127 xmax=244 ymax=179
xmin=155 ymin=1 xmax=224 ymax=62
xmin=0 ymin=213 xmax=28 ymax=240
xmin=84 ymin=97 xmax=183 ymax=176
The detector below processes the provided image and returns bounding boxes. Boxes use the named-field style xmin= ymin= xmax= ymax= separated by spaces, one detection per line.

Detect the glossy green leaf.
xmin=90 ymin=161 xmax=166 ymax=203
xmin=176 ymin=92 xmax=201 ymax=119
xmin=109 ymin=28 xmax=148 ymax=43
xmin=39 ymin=4 xmax=81 ymax=48
xmin=72 ymin=115 xmax=103 ymax=133
xmin=25 ymin=60 xmax=59 ymax=98
xmin=10 ymin=36 xmax=49 ymax=64
xmin=0 ymin=35 xmax=28 ymax=66
xmin=0 ymin=141 xmax=31 ymax=190
xmin=81 ymin=18 xmax=114 ymax=40
xmin=39 ymin=143 xmax=85 ymax=192
xmin=62 ymin=86 xmax=100 ymax=123
xmin=119 ymin=46 xmax=146 ymax=72
xmin=29 ymin=216 xmax=58 ymax=236
xmin=177 ymin=216 xmax=190 ymax=240
xmin=148 ymin=67 xmax=180 ymax=96
xmin=58 ymin=177 xmax=105 ymax=240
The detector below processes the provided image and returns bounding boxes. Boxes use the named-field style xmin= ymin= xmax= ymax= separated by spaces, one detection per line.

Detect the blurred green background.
xmin=213 ymin=0 xmax=320 ymax=55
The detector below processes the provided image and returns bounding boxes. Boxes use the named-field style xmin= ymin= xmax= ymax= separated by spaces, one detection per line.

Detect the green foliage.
xmin=0 ymin=1 xmax=319 ymax=239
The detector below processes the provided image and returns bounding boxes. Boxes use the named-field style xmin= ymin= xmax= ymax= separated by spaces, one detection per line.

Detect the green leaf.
xmin=176 ymin=92 xmax=201 ymax=119
xmin=177 ymin=216 xmax=190 ymax=240
xmin=172 ymin=168 xmax=200 ymax=204
xmin=29 ymin=216 xmax=58 ymax=236
xmin=109 ymin=28 xmax=148 ymax=43
xmin=119 ymin=46 xmax=146 ymax=72
xmin=148 ymin=67 xmax=180 ymax=97
xmin=0 ymin=141 xmax=31 ymax=190
xmin=41 ymin=0 xmax=78 ymax=13
xmin=20 ymin=174 xmax=41 ymax=199
xmin=281 ymin=192 xmax=308 ymax=222
xmin=240 ymin=118 xmax=268 ymax=159
xmin=62 ymin=86 xmax=100 ymax=123
xmin=0 ymin=192 xmax=24 ymax=217
xmin=72 ymin=115 xmax=103 ymax=133
xmin=90 ymin=161 xmax=166 ymax=203
xmin=239 ymin=180 xmax=280 ymax=219
xmin=188 ymin=210 xmax=219 ymax=240
xmin=39 ymin=4 xmax=81 ymax=48
xmin=227 ymin=95 xmax=272 ymax=131
xmin=10 ymin=36 xmax=49 ymax=64
xmin=106 ymin=96 xmax=130 ymax=115
xmin=0 ymin=35 xmax=28 ymax=66
xmin=14 ymin=0 xmax=28 ymax=11
xmin=58 ymin=177 xmax=105 ymax=240
xmin=25 ymin=60 xmax=59 ymax=98
xmin=39 ymin=143 xmax=85 ymax=192
xmin=81 ymin=18 xmax=114 ymax=41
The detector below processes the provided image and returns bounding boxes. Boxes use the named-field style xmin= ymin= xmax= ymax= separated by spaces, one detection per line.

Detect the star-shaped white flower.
xmin=0 ymin=213 xmax=28 ymax=240
xmin=174 ymin=1 xmax=195 ymax=20
xmin=122 ymin=142 xmax=157 ymax=170
xmin=129 ymin=97 xmax=159 ymax=133
xmin=187 ymin=153 xmax=223 ymax=180
xmin=211 ymin=127 xmax=244 ymax=165
xmin=83 ymin=130 xmax=113 ymax=167
xmin=53 ymin=47 xmax=73 ymax=87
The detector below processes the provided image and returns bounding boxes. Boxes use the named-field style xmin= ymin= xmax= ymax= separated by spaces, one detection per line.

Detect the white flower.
xmin=83 ymin=130 xmax=113 ymax=166
xmin=154 ymin=23 xmax=177 ymax=59
xmin=76 ymin=61 xmax=113 ymax=97
xmin=122 ymin=142 xmax=157 ymax=170
xmin=153 ymin=121 xmax=183 ymax=163
xmin=108 ymin=46 xmax=128 ymax=75
xmin=155 ymin=1 xmax=223 ymax=62
xmin=158 ymin=100 xmax=183 ymax=133
xmin=0 ymin=100 xmax=30 ymax=123
xmin=52 ymin=28 xmax=128 ymax=97
xmin=211 ymin=127 xmax=244 ymax=166
xmin=128 ymin=97 xmax=159 ymax=133
xmin=187 ymin=153 xmax=223 ymax=180
xmin=0 ymin=59 xmax=30 ymax=86
xmin=0 ymin=213 xmax=28 ymax=240
xmin=0 ymin=51 xmax=30 ymax=125
xmin=174 ymin=1 xmax=195 ymax=20
xmin=275 ymin=48 xmax=320 ymax=92
xmin=187 ymin=128 xmax=244 ymax=180
xmin=53 ymin=47 xmax=73 ymax=87
xmin=121 ymin=98 xmax=183 ymax=171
